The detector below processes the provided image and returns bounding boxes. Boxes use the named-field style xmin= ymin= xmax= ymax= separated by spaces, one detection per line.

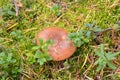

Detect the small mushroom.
xmin=36 ymin=27 xmax=76 ymax=61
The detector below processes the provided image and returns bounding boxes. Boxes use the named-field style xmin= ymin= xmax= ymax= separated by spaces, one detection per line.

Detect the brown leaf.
xmin=17 ymin=0 xmax=23 ymax=7
xmin=76 ymin=14 xmax=84 ymax=21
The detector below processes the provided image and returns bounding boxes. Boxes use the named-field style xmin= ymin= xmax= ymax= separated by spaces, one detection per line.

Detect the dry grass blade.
xmin=53 ymin=14 xmax=64 ymax=24
xmin=109 ymin=0 xmax=120 ymax=8
xmin=0 ymin=40 xmax=13 ymax=46
xmin=7 ymin=23 xmax=18 ymax=30
xmin=80 ymin=54 xmax=88 ymax=70
xmin=23 ymin=28 xmax=37 ymax=34
xmin=84 ymin=75 xmax=94 ymax=80
xmin=83 ymin=63 xmax=93 ymax=75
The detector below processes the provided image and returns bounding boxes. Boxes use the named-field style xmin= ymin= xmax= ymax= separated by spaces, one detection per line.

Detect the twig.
xmin=95 ymin=27 xmax=120 ymax=36
xmin=13 ymin=0 xmax=19 ymax=16
xmin=13 ymin=0 xmax=22 ymax=16
xmin=94 ymin=28 xmax=113 ymax=36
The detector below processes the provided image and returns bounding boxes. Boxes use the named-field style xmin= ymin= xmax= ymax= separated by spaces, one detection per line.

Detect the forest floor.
xmin=0 ymin=0 xmax=120 ymax=80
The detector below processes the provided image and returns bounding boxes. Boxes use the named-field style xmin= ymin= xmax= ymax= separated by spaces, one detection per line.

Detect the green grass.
xmin=0 ymin=0 xmax=120 ymax=80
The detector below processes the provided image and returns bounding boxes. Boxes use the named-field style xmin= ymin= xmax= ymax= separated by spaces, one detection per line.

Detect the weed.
xmin=94 ymin=44 xmax=120 ymax=72
xmin=68 ymin=29 xmax=91 ymax=47
xmin=68 ymin=23 xmax=101 ymax=47
xmin=0 ymin=51 xmax=21 ymax=79
xmin=51 ymin=3 xmax=62 ymax=17
xmin=31 ymin=38 xmax=53 ymax=65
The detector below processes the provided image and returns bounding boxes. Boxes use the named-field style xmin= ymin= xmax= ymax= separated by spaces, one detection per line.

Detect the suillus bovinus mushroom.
xmin=36 ymin=27 xmax=76 ymax=61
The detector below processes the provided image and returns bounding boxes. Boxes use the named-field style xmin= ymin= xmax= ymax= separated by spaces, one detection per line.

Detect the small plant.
xmin=68 ymin=29 xmax=91 ymax=47
xmin=10 ymin=30 xmax=23 ymax=40
xmin=31 ymin=38 xmax=53 ymax=65
xmin=51 ymin=3 xmax=62 ymax=17
xmin=68 ymin=23 xmax=98 ymax=47
xmin=94 ymin=44 xmax=120 ymax=72
xmin=68 ymin=23 xmax=102 ymax=47
xmin=0 ymin=52 xmax=21 ymax=79
xmin=0 ymin=1 xmax=16 ymax=20
xmin=85 ymin=23 xmax=102 ymax=32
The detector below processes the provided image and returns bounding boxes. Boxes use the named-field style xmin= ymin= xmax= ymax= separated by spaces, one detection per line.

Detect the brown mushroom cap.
xmin=36 ymin=27 xmax=76 ymax=61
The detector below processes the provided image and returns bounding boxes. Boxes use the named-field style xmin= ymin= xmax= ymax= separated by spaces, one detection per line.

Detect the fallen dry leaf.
xmin=76 ymin=14 xmax=84 ymax=21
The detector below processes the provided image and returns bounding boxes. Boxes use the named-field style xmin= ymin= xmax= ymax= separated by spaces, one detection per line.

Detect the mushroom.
xmin=36 ymin=27 xmax=76 ymax=61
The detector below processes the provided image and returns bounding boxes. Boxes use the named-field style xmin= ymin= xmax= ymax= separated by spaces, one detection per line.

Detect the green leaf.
xmin=7 ymin=53 xmax=12 ymax=62
xmin=38 ymin=58 xmax=46 ymax=65
xmin=74 ymin=38 xmax=81 ymax=47
xmin=78 ymin=30 xmax=83 ymax=36
xmin=114 ymin=24 xmax=119 ymax=29
xmin=96 ymin=63 xmax=104 ymax=72
xmin=68 ymin=33 xmax=75 ymax=38
xmin=93 ymin=26 xmax=101 ymax=32
xmin=94 ymin=49 xmax=103 ymax=57
xmin=46 ymin=39 xmax=54 ymax=45
xmin=107 ymin=61 xmax=116 ymax=69
xmin=106 ymin=52 xmax=120 ymax=60
xmin=41 ymin=43 xmax=48 ymax=50
xmin=32 ymin=46 xmax=40 ymax=50
xmin=4 ymin=10 xmax=16 ymax=16
xmin=51 ymin=4 xmax=59 ymax=10
xmin=84 ymin=23 xmax=94 ymax=28
xmin=43 ymin=52 xmax=49 ymax=57
xmin=83 ymin=38 xmax=89 ymax=43
xmin=34 ymin=50 xmax=42 ymax=58
xmin=43 ymin=52 xmax=52 ymax=61
xmin=94 ymin=58 xmax=101 ymax=65
xmin=11 ymin=59 xmax=16 ymax=63
xmin=0 ymin=52 xmax=5 ymax=57
xmin=51 ymin=3 xmax=62 ymax=16
xmin=0 ymin=60 xmax=4 ymax=64
xmin=39 ymin=38 xmax=44 ymax=45
xmin=41 ymin=58 xmax=46 ymax=62
xmin=64 ymin=60 xmax=69 ymax=67
xmin=38 ymin=60 xmax=44 ymax=65
xmin=29 ymin=57 xmax=35 ymax=64
xmin=86 ymin=31 xmax=91 ymax=37
xmin=100 ymin=44 xmax=104 ymax=55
